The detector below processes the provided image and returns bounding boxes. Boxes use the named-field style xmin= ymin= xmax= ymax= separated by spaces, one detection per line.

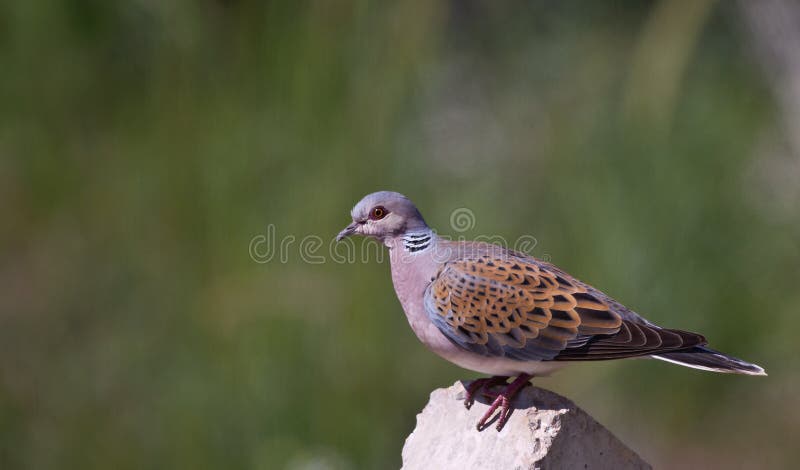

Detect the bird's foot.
xmin=464 ymin=376 xmax=509 ymax=409
xmin=475 ymin=374 xmax=533 ymax=431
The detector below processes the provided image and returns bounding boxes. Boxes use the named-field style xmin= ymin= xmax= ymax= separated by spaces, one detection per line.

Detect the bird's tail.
xmin=652 ymin=346 xmax=767 ymax=376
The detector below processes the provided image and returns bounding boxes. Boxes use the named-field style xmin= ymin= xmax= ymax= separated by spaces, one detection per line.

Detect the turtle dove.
xmin=337 ymin=191 xmax=766 ymax=431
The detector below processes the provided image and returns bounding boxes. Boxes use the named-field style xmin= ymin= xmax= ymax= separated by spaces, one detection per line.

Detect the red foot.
xmin=464 ymin=376 xmax=509 ymax=409
xmin=475 ymin=374 xmax=533 ymax=431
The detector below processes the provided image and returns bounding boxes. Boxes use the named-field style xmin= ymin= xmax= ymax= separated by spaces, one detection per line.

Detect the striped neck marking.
xmin=403 ymin=231 xmax=432 ymax=253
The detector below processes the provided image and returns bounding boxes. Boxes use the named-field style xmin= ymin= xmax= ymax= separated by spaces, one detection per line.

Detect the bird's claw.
xmin=473 ymin=374 xmax=533 ymax=431
xmin=463 ymin=376 xmax=508 ymax=409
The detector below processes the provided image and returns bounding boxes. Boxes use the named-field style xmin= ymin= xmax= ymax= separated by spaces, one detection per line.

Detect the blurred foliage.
xmin=1 ymin=1 xmax=798 ymax=469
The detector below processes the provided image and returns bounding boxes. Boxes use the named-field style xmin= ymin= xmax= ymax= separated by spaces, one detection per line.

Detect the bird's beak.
xmin=336 ymin=221 xmax=360 ymax=242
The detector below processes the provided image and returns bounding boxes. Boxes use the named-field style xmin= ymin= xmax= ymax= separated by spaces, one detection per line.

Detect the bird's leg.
xmin=464 ymin=376 xmax=509 ymax=409
xmin=475 ymin=374 xmax=533 ymax=431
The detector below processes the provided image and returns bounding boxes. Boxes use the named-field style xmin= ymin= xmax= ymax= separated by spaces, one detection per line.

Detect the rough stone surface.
xmin=401 ymin=381 xmax=651 ymax=470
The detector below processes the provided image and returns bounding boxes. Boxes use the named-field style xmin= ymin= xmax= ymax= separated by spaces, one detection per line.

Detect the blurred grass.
xmin=1 ymin=1 xmax=799 ymax=469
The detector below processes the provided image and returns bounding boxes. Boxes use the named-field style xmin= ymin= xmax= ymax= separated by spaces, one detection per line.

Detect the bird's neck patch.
xmin=403 ymin=231 xmax=433 ymax=253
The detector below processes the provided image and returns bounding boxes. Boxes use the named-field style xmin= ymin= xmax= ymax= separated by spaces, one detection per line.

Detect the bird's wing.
xmin=423 ymin=253 xmax=706 ymax=362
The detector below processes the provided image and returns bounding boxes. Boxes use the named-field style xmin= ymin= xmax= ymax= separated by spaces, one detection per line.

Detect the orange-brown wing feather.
xmin=424 ymin=254 xmax=623 ymax=361
xmin=424 ymin=253 xmax=707 ymax=361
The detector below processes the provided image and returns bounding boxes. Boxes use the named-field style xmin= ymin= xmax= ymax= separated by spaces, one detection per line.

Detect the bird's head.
xmin=337 ymin=191 xmax=428 ymax=242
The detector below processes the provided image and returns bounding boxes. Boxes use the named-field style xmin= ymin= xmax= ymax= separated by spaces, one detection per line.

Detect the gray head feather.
xmin=338 ymin=191 xmax=429 ymax=242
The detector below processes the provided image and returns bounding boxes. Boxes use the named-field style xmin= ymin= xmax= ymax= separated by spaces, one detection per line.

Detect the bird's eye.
xmin=369 ymin=206 xmax=388 ymax=220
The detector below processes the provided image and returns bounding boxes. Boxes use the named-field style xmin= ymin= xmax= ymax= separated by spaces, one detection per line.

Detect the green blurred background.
xmin=2 ymin=1 xmax=799 ymax=468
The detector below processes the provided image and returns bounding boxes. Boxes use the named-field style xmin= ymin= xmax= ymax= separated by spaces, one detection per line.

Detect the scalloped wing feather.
xmin=423 ymin=252 xmax=707 ymax=362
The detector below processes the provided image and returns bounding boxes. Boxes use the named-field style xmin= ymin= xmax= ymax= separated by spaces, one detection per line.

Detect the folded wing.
xmin=423 ymin=252 xmax=706 ymax=362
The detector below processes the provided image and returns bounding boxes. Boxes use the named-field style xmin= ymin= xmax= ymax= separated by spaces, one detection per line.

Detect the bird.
xmin=336 ymin=191 xmax=766 ymax=431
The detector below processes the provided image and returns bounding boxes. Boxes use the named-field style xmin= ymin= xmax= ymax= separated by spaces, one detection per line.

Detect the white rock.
xmin=401 ymin=381 xmax=651 ymax=470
